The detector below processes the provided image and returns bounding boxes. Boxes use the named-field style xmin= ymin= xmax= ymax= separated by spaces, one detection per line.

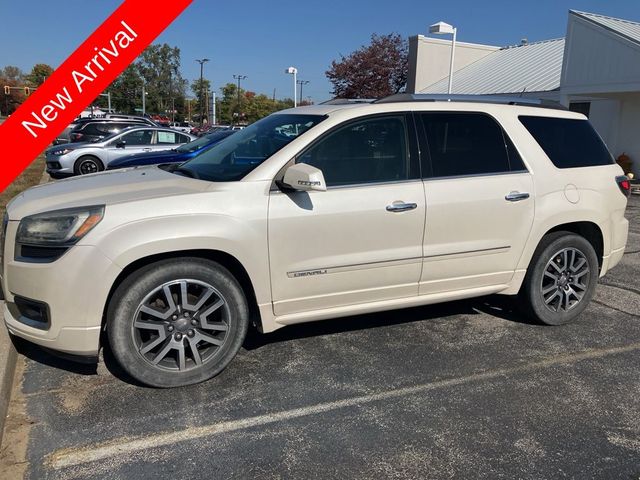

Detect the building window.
xmin=569 ymin=102 xmax=591 ymax=118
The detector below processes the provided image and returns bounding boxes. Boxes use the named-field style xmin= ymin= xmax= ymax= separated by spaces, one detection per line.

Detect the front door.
xmin=268 ymin=114 xmax=426 ymax=317
xmin=106 ymin=129 xmax=155 ymax=162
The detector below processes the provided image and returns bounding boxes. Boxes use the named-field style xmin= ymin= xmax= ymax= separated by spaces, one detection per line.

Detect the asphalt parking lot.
xmin=2 ymin=195 xmax=639 ymax=479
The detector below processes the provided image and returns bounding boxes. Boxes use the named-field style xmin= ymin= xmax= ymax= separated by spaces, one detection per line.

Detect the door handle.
xmin=142 ymin=148 xmax=152 ymax=152
xmin=386 ymin=201 xmax=418 ymax=212
xmin=505 ymin=191 xmax=530 ymax=202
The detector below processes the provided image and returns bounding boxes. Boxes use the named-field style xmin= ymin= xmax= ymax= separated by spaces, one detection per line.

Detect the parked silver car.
xmin=46 ymin=126 xmax=195 ymax=177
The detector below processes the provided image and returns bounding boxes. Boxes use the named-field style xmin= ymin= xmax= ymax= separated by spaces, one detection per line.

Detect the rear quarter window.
xmin=519 ymin=116 xmax=613 ymax=168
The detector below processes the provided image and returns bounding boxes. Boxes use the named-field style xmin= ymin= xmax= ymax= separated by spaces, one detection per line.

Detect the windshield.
xmin=176 ymin=131 xmax=230 ymax=153
xmin=179 ymin=114 xmax=325 ymax=181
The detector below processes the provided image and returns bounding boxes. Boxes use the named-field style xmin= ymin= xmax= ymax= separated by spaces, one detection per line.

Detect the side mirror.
xmin=281 ymin=163 xmax=327 ymax=192
xmin=116 ymin=140 xmax=126 ymax=149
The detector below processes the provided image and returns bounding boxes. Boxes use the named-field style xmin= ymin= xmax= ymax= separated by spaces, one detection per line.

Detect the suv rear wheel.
xmin=520 ymin=232 xmax=599 ymax=325
xmin=107 ymin=258 xmax=249 ymax=387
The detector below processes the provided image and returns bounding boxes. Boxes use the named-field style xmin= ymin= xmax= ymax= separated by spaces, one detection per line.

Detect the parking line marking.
xmin=48 ymin=342 xmax=640 ymax=470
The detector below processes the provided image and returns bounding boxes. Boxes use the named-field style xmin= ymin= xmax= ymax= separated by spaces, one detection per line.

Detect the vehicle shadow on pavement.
xmin=11 ymin=335 xmax=97 ymax=376
xmin=10 ymin=294 xmax=538 ymax=387
xmin=242 ymin=294 xmax=539 ymax=350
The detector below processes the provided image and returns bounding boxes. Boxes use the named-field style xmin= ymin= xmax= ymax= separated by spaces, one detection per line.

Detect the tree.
xmin=0 ymin=65 xmax=26 ymax=115
xmin=136 ymin=44 xmax=187 ymax=116
xmin=26 ymin=63 xmax=54 ymax=87
xmin=190 ymin=78 xmax=211 ymax=122
xmin=325 ymin=33 xmax=408 ymax=99
xmin=106 ymin=65 xmax=142 ymax=114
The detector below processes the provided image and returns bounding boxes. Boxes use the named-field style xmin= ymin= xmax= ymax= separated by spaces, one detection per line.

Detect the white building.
xmin=407 ymin=10 xmax=640 ymax=176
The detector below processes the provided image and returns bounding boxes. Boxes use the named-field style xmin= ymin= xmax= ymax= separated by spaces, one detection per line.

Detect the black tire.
xmin=107 ymin=258 xmax=249 ymax=388
xmin=520 ymin=232 xmax=599 ymax=325
xmin=74 ymin=156 xmax=104 ymax=175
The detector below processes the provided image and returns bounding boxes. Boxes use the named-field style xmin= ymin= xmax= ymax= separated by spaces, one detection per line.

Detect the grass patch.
xmin=0 ymin=154 xmax=46 ymax=218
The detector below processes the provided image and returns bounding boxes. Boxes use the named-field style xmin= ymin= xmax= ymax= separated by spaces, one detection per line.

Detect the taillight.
xmin=616 ymin=175 xmax=631 ymax=197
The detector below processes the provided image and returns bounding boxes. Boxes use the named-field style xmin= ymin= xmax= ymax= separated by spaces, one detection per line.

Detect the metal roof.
xmin=572 ymin=10 xmax=640 ymax=45
xmin=420 ymin=38 xmax=565 ymax=95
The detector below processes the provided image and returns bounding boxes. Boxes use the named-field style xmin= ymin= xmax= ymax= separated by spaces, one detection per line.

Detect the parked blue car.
xmin=106 ymin=129 xmax=235 ymax=170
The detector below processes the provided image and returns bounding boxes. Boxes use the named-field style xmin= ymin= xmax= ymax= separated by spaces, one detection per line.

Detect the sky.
xmin=0 ymin=0 xmax=639 ymax=103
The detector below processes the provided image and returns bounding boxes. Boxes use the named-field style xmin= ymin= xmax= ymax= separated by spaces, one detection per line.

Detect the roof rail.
xmin=375 ymin=93 xmax=568 ymax=110
xmin=320 ymin=98 xmax=377 ymax=105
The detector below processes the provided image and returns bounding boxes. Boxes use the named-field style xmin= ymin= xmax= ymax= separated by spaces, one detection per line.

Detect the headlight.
xmin=51 ymin=148 xmax=73 ymax=156
xmin=16 ymin=206 xmax=104 ymax=246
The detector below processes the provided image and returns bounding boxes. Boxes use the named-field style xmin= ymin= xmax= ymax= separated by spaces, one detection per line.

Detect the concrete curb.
xmin=0 ymin=302 xmax=17 ymax=449
xmin=0 ymin=168 xmax=47 ymax=448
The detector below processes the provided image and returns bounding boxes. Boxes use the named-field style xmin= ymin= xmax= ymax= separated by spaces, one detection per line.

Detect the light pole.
xmin=142 ymin=81 xmax=146 ymax=116
xmin=233 ymin=74 xmax=247 ymax=124
xmin=429 ymin=21 xmax=457 ymax=94
xmin=297 ymin=80 xmax=309 ymax=104
xmin=285 ymin=67 xmax=298 ymax=107
xmin=196 ymin=58 xmax=210 ymax=126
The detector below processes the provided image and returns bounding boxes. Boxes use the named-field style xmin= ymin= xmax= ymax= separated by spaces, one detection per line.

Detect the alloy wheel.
xmin=540 ymin=247 xmax=590 ymax=312
xmin=132 ymin=279 xmax=230 ymax=371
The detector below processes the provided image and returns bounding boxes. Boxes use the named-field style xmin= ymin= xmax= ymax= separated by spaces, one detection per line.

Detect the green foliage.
xmin=26 ymin=64 xmax=54 ymax=87
xmin=136 ymin=44 xmax=188 ymax=116
xmin=190 ymin=78 xmax=211 ymax=122
xmin=106 ymin=65 xmax=142 ymax=114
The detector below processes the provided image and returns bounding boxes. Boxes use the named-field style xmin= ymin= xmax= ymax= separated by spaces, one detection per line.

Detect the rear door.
xmin=154 ymin=130 xmax=190 ymax=152
xmin=268 ymin=114 xmax=426 ymax=316
xmin=418 ymin=111 xmax=535 ymax=294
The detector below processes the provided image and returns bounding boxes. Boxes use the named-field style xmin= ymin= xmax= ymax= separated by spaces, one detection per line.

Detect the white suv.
xmin=1 ymin=94 xmax=630 ymax=387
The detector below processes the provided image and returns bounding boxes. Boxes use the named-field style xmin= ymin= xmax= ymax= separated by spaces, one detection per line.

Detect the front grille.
xmin=47 ymin=161 xmax=62 ymax=170
xmin=16 ymin=244 xmax=69 ymax=262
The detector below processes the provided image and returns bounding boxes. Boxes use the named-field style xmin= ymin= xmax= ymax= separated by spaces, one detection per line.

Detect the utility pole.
xmin=196 ymin=58 xmax=210 ymax=126
xmin=211 ymin=91 xmax=216 ymax=125
xmin=297 ymin=80 xmax=309 ymax=104
xmin=142 ymin=81 xmax=146 ymax=116
xmin=233 ymin=74 xmax=247 ymax=125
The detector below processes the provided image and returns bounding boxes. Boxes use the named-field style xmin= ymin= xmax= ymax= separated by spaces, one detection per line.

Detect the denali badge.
xmin=288 ymin=269 xmax=328 ymax=278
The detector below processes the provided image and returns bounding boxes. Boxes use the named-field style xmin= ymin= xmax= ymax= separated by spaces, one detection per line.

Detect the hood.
xmin=109 ymin=149 xmax=180 ymax=168
xmin=7 ymin=166 xmax=210 ymax=220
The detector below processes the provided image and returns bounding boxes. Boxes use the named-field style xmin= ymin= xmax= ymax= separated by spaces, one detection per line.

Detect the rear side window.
xmin=519 ymin=116 xmax=613 ymax=168
xmin=420 ymin=112 xmax=525 ymax=178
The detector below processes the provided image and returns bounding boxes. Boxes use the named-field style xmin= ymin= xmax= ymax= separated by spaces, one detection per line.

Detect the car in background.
xmin=170 ymin=121 xmax=194 ymax=133
xmin=107 ymin=129 xmax=235 ymax=170
xmin=46 ymin=126 xmax=195 ymax=177
xmin=190 ymin=124 xmax=231 ymax=137
xmin=151 ymin=114 xmax=170 ymax=126
xmin=69 ymin=120 xmax=155 ymax=143
xmin=54 ymin=115 xmax=156 ymax=145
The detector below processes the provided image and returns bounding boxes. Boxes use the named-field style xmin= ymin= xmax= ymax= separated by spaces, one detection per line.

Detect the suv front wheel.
xmin=107 ymin=258 xmax=249 ymax=387
xmin=520 ymin=232 xmax=599 ymax=325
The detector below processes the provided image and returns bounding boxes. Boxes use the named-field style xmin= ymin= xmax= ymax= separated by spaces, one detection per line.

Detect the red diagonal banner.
xmin=0 ymin=0 xmax=193 ymax=193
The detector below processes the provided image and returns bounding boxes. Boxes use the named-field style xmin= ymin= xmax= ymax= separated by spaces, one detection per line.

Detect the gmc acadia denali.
xmin=1 ymin=94 xmax=630 ymax=387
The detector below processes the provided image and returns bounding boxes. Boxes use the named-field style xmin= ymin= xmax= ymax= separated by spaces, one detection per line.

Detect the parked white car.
xmin=45 ymin=126 xmax=195 ymax=177
xmin=2 ymin=94 xmax=630 ymax=387
xmin=170 ymin=122 xmax=194 ymax=133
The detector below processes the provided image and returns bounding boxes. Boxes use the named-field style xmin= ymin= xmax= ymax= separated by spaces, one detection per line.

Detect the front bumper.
xmin=45 ymin=152 xmax=75 ymax=177
xmin=1 ymin=221 xmax=122 ymax=356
